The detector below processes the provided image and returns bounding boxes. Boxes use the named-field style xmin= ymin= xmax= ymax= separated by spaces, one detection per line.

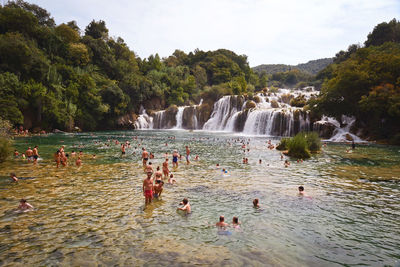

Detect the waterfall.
xmin=134 ymin=88 xmax=362 ymax=140
xmin=174 ymin=106 xmax=186 ymax=129
xmin=203 ymin=95 xmax=245 ymax=130
xmin=134 ymin=106 xmax=153 ymax=129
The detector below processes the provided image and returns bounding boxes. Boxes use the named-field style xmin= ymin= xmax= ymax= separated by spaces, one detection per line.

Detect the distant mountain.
xmin=252 ymin=58 xmax=333 ymax=75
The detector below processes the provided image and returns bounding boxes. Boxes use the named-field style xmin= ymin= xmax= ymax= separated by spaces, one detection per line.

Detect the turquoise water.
xmin=0 ymin=130 xmax=399 ymax=266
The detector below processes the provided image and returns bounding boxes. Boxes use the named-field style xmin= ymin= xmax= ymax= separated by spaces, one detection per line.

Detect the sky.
xmin=27 ymin=0 xmax=400 ymax=66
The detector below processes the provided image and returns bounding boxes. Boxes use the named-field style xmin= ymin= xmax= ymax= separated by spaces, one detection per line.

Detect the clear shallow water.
xmin=0 ymin=130 xmax=399 ymax=266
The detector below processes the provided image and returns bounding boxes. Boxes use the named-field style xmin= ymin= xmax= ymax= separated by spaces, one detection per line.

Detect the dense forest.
xmin=311 ymin=18 xmax=400 ymax=143
xmin=0 ymin=0 xmax=260 ymax=131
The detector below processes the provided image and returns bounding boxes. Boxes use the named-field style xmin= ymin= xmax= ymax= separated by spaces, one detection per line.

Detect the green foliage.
xmin=0 ymin=136 xmax=12 ymax=162
xmin=313 ymin=42 xmax=400 ymax=139
xmin=252 ymin=58 xmax=333 ymax=75
xmin=276 ymin=138 xmax=290 ymax=150
xmin=365 ymin=18 xmax=400 ymax=47
xmin=304 ymin=132 xmax=321 ymax=152
xmin=0 ymin=117 xmax=13 ymax=163
xmin=287 ymin=133 xmax=311 ymax=159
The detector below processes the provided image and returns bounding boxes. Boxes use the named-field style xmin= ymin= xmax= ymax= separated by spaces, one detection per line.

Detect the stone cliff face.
xmin=117 ymin=112 xmax=137 ymax=128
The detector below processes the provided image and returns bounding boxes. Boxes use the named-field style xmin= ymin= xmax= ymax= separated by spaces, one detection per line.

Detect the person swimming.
xmin=10 ymin=173 xmax=18 ymax=182
xmin=18 ymin=199 xmax=34 ymax=211
xmin=232 ymin=216 xmax=240 ymax=229
xmin=177 ymin=198 xmax=191 ymax=214
xmin=253 ymin=198 xmax=260 ymax=208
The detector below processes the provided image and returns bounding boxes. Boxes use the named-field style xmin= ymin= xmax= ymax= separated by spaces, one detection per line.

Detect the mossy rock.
xmin=270 ymin=100 xmax=280 ymax=108
xmin=253 ymin=96 xmax=261 ymax=103
xmin=245 ymin=100 xmax=256 ymax=109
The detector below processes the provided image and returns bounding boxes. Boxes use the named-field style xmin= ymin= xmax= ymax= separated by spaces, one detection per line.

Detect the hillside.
xmin=252 ymin=58 xmax=333 ymax=75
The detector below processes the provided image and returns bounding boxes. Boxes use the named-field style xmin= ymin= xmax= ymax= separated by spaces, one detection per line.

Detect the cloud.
xmin=30 ymin=0 xmax=400 ymax=66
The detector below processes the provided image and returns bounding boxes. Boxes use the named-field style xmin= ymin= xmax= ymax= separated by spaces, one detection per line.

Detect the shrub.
xmin=245 ymin=100 xmax=256 ymax=109
xmin=290 ymin=95 xmax=307 ymax=107
xmin=287 ymin=133 xmax=311 ymax=159
xmin=276 ymin=138 xmax=290 ymax=150
xmin=270 ymin=100 xmax=280 ymax=108
xmin=0 ymin=137 xmax=13 ymax=163
xmin=304 ymin=131 xmax=321 ymax=152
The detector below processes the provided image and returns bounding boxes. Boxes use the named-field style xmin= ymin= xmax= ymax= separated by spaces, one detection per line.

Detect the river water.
xmin=0 ymin=130 xmax=399 ymax=266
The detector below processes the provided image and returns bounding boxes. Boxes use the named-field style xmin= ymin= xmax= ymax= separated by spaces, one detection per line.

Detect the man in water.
xmin=232 ymin=217 xmax=240 ymax=229
xmin=142 ymin=148 xmax=149 ymax=167
xmin=185 ymin=146 xmax=190 ymax=165
xmin=33 ymin=146 xmax=39 ymax=164
xmin=18 ymin=199 xmax=34 ymax=210
xmin=153 ymin=181 xmax=164 ymax=199
xmin=216 ymin=216 xmax=229 ymax=229
xmin=143 ymin=172 xmax=154 ymax=205
xmin=154 ymin=166 xmax=163 ymax=183
xmin=177 ymin=198 xmax=191 ymax=214
xmin=121 ymin=144 xmax=126 ymax=156
xmin=162 ymin=158 xmax=170 ymax=179
xmin=26 ymin=147 xmax=33 ymax=162
xmin=145 ymin=162 xmax=153 ymax=174
xmin=172 ymin=150 xmax=179 ymax=168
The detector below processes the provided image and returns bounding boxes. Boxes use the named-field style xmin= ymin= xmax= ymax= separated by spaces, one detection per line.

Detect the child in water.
xmin=10 ymin=173 xmax=18 ymax=182
xmin=253 ymin=198 xmax=260 ymax=208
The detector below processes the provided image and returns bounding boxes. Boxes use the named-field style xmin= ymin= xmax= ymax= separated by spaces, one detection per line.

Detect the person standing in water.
xmin=143 ymin=172 xmax=154 ymax=206
xmin=172 ymin=150 xmax=179 ymax=168
xmin=216 ymin=216 xmax=229 ymax=229
xmin=26 ymin=147 xmax=33 ymax=162
xmin=162 ymin=158 xmax=170 ymax=179
xmin=142 ymin=148 xmax=149 ymax=167
xmin=185 ymin=146 xmax=190 ymax=165
xmin=121 ymin=144 xmax=126 ymax=156
xmin=33 ymin=146 xmax=39 ymax=164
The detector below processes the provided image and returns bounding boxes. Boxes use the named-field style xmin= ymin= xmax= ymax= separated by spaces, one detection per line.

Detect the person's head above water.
xmin=219 ymin=215 xmax=225 ymax=222
xmin=182 ymin=198 xmax=188 ymax=205
xmin=233 ymin=217 xmax=239 ymax=224
xmin=20 ymin=199 xmax=27 ymax=203
xmin=253 ymin=198 xmax=259 ymax=207
xmin=146 ymin=171 xmax=152 ymax=178
xmin=299 ymin=186 xmax=304 ymax=192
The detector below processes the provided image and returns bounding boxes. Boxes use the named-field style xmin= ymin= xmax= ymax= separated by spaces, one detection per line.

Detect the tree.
xmin=85 ymin=20 xmax=108 ymax=39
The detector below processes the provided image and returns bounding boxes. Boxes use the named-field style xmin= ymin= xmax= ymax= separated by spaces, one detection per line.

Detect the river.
xmin=0 ymin=130 xmax=399 ymax=266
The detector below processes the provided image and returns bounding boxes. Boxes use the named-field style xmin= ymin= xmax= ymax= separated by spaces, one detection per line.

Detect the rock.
xmin=270 ymin=100 xmax=280 ymax=108
xmin=117 ymin=112 xmax=137 ymax=128
xmin=245 ymin=100 xmax=256 ymax=109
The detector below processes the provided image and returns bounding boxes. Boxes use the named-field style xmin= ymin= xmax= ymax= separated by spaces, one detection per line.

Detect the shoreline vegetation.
xmin=0 ymin=1 xmax=399 ymax=144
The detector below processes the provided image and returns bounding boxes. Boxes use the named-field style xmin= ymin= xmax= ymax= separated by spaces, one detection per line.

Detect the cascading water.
xmin=133 ymin=106 xmax=153 ymax=129
xmin=174 ymin=107 xmax=186 ymax=129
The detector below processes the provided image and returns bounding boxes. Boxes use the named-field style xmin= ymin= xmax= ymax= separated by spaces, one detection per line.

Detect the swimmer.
xmin=185 ymin=146 xmax=190 ymax=165
xmin=21 ymin=153 xmax=26 ymax=159
xmin=10 ymin=173 xmax=18 ymax=182
xmin=121 ymin=144 xmax=126 ymax=156
xmin=153 ymin=181 xmax=164 ymax=198
xmin=298 ymin=186 xmax=307 ymax=196
xmin=280 ymin=153 xmax=284 ymax=160
xmin=14 ymin=150 xmax=19 ymax=158
xmin=194 ymin=155 xmax=199 ymax=161
xmin=232 ymin=217 xmax=240 ymax=228
xmin=253 ymin=198 xmax=260 ymax=208
xmin=150 ymin=152 xmax=154 ymax=159
xmin=216 ymin=216 xmax=229 ymax=229
xmin=143 ymin=172 xmax=154 ymax=205
xmin=154 ymin=166 xmax=163 ymax=183
xmin=168 ymin=173 xmax=176 ymax=184
xmin=259 ymin=159 xmax=262 ymax=164
xmin=145 ymin=162 xmax=153 ymax=174
xmin=18 ymin=199 xmax=33 ymax=210
xmin=75 ymin=156 xmax=82 ymax=167
xmin=162 ymin=158 xmax=170 ymax=179
xmin=92 ymin=154 xmax=96 ymax=159
xmin=71 ymin=150 xmax=76 ymax=157
xmin=222 ymin=168 xmax=228 ymax=174
xmin=142 ymin=148 xmax=149 ymax=167
xmin=26 ymin=147 xmax=33 ymax=162
xmin=177 ymin=198 xmax=191 ymax=214
xmin=284 ymin=160 xmax=290 ymax=167
xmin=172 ymin=150 xmax=179 ymax=168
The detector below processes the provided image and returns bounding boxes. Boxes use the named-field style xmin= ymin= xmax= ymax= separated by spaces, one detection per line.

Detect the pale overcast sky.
xmin=29 ymin=0 xmax=400 ymax=66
